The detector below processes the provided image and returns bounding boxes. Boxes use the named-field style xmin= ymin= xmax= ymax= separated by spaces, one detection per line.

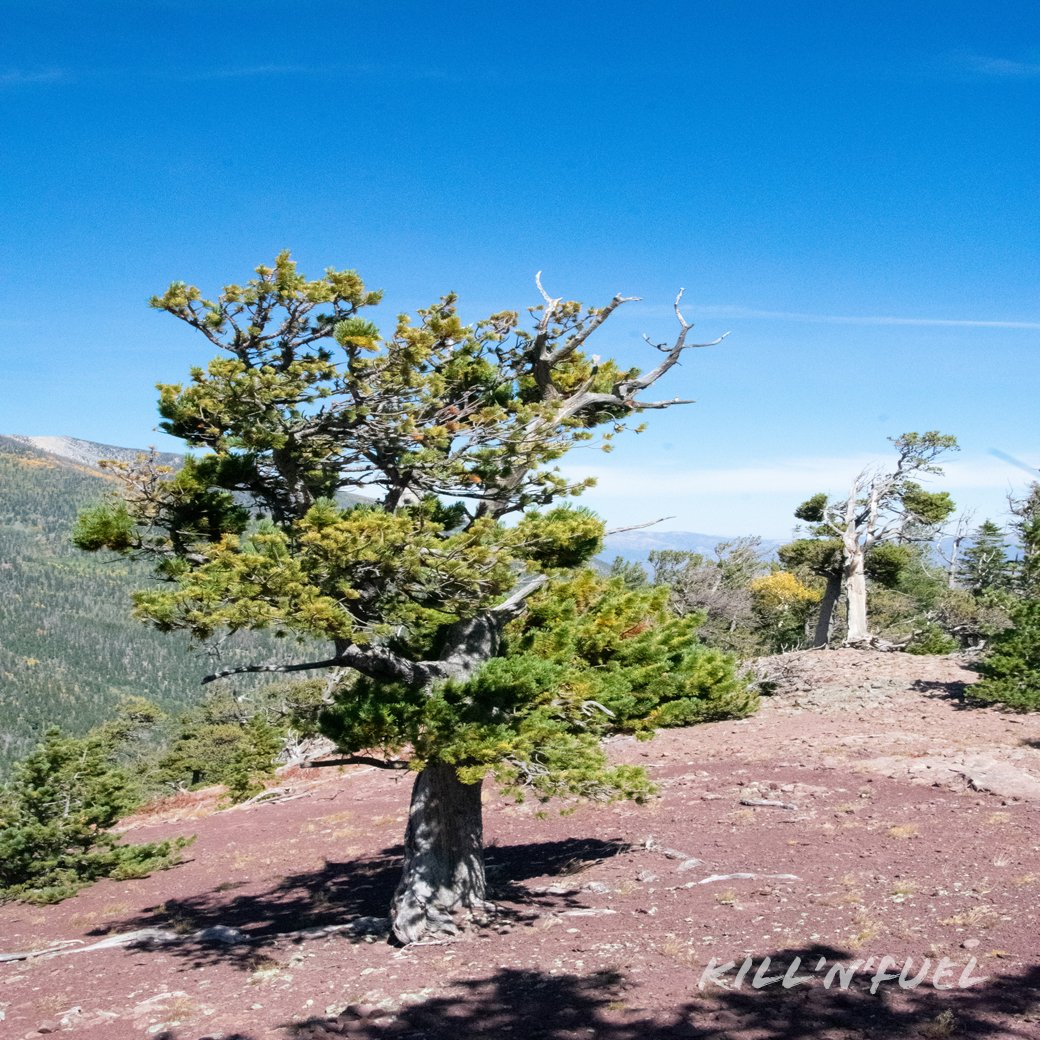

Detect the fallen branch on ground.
xmin=0 ymin=916 xmax=391 ymax=962
xmin=690 ymin=872 xmax=800 ymax=886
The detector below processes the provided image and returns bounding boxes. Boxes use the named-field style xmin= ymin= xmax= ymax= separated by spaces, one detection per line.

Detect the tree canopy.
xmin=76 ymin=254 xmax=751 ymax=942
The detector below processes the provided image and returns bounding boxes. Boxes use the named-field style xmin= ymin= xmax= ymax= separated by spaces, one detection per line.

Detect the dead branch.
xmin=302 ymin=755 xmax=407 ymax=770
xmin=689 ymin=872 xmax=800 ymax=886
xmin=603 ymin=516 xmax=674 ymax=537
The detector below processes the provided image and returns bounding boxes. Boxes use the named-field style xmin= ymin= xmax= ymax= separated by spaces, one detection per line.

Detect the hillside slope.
xmin=0 ymin=436 xmax=294 ymax=772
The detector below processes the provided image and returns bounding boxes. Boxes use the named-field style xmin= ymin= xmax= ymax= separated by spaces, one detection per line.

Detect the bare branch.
xmin=673 ymin=288 xmax=690 ymax=330
xmin=604 ymin=516 xmax=674 ymax=537
xmin=628 ymin=397 xmax=697 ymax=410
xmin=302 ymin=754 xmax=409 ymax=771
xmin=203 ymin=641 xmax=425 ymax=687
xmin=546 ymin=292 xmax=639 ymax=366
xmin=202 ymin=657 xmax=347 ymax=685
xmin=492 ymin=574 xmax=549 ymax=618
xmin=642 ymin=333 xmax=670 ymax=352
xmin=534 ymin=270 xmax=553 ymax=307
xmin=621 ymin=331 xmax=730 ymax=397
xmin=534 ymin=271 xmax=562 ymax=334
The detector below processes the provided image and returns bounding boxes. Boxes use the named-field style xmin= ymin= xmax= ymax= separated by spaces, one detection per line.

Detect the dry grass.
xmin=658 ymin=938 xmax=698 ymax=968
xmin=887 ymin=823 xmax=920 ymax=839
xmin=848 ymin=909 xmax=881 ymax=948
xmin=941 ymin=905 xmax=998 ymax=928
xmin=153 ymin=902 xmax=199 ymax=935
xmin=247 ymin=953 xmax=284 ymax=982
xmin=921 ymin=1008 xmax=957 ymax=1038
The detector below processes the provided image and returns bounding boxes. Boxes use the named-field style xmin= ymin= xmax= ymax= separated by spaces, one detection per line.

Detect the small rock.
xmin=346 ymin=1004 xmax=381 ymax=1020
xmin=636 ymin=871 xmax=659 ymax=883
xmin=198 ymin=925 xmax=248 ymax=945
xmin=36 ymin=1024 xmax=57 ymax=1035
xmin=962 ymin=938 xmax=980 ymax=950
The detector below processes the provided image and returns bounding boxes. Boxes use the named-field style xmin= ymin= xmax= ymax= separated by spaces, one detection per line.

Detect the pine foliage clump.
xmin=968 ymin=483 xmax=1040 ymax=710
xmin=969 ymin=599 xmax=1040 ymax=711
xmin=0 ymin=707 xmax=191 ymax=904
xmin=320 ymin=571 xmax=755 ymax=803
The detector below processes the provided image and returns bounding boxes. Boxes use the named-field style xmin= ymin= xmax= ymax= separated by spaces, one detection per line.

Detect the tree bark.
xmin=813 ymin=569 xmax=842 ymax=647
xmin=844 ymin=551 xmax=870 ymax=644
xmin=390 ymin=761 xmax=487 ymax=944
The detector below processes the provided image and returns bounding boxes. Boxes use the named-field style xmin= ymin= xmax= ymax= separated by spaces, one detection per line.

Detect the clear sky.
xmin=1 ymin=1 xmax=1037 ymax=538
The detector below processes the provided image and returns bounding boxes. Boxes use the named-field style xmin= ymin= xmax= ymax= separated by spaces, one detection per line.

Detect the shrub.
xmin=0 ymin=726 xmax=191 ymax=904
xmin=905 ymin=624 xmax=959 ymax=656
xmin=969 ymin=600 xmax=1040 ymax=711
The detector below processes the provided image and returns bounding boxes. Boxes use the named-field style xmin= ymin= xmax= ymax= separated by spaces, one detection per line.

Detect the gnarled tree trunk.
xmin=390 ymin=761 xmax=487 ymax=945
xmin=813 ymin=569 xmax=843 ymax=647
xmin=844 ymin=551 xmax=870 ymax=644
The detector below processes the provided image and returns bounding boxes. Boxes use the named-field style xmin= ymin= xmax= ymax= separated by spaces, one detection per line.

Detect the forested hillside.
xmin=0 ymin=436 xmax=289 ymax=773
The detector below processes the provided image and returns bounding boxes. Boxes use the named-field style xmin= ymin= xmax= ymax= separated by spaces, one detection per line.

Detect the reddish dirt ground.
xmin=1 ymin=650 xmax=1039 ymax=1040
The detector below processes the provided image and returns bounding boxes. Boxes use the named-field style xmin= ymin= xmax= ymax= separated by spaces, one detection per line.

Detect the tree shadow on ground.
xmin=280 ymin=944 xmax=1040 ymax=1040
xmin=94 ymin=837 xmax=628 ymax=968
xmin=911 ymin=678 xmax=973 ymax=705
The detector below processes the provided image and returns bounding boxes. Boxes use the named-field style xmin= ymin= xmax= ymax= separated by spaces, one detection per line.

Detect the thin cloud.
xmin=174 ymin=61 xmax=462 ymax=83
xmin=689 ymin=306 xmax=1040 ymax=331
xmin=177 ymin=63 xmax=326 ymax=81
xmin=556 ymin=453 xmax=1038 ymax=536
xmin=955 ymin=52 xmax=1040 ymax=79
xmin=563 ymin=452 xmax=1038 ymax=500
xmin=0 ymin=67 xmax=66 ymax=86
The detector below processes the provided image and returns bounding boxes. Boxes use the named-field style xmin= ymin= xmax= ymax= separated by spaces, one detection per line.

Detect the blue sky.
xmin=1 ymin=0 xmax=1037 ymax=537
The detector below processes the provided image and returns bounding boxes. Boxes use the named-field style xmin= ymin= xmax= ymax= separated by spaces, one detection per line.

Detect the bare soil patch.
xmin=2 ymin=650 xmax=1038 ymax=1039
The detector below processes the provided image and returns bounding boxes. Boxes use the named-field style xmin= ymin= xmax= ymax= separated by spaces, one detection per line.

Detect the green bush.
xmin=905 ymin=624 xmax=959 ymax=656
xmin=158 ymin=715 xmax=282 ymax=802
xmin=154 ymin=680 xmax=326 ymax=801
xmin=969 ymin=599 xmax=1040 ymax=711
xmin=0 ymin=725 xmax=191 ymax=904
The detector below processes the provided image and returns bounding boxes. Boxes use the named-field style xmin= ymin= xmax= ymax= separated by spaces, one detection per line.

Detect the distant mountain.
xmin=6 ymin=434 xmax=181 ymax=472
xmin=0 ymin=435 xmax=298 ymax=775
xmin=601 ymin=529 xmax=781 ymax=566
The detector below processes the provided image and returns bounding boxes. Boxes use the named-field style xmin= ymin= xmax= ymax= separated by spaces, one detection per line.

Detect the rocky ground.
xmin=1 ymin=649 xmax=1038 ymax=1040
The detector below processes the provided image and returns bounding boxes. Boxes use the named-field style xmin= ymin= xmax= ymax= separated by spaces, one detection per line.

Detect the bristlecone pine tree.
xmin=75 ymin=253 xmax=753 ymax=943
xmin=782 ymin=433 xmax=957 ymax=647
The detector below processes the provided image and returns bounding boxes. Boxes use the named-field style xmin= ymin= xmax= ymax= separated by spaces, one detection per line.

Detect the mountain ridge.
xmin=4 ymin=434 xmax=181 ymax=472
